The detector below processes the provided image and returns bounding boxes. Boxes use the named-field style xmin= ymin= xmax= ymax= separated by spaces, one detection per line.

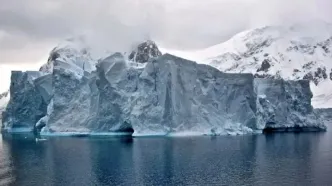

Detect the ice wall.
xmin=39 ymin=54 xmax=257 ymax=135
xmin=2 ymin=71 xmax=51 ymax=132
xmin=314 ymin=108 xmax=332 ymax=127
xmin=129 ymin=54 xmax=257 ymax=135
xmin=2 ymin=54 xmax=326 ymax=135
xmin=255 ymin=79 xmax=326 ymax=131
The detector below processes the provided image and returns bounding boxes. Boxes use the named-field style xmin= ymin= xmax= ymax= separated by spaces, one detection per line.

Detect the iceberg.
xmin=38 ymin=53 xmax=258 ymax=136
xmin=1 ymin=41 xmax=326 ymax=136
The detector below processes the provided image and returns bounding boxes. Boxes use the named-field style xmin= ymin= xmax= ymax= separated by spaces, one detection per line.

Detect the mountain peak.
xmin=39 ymin=37 xmax=96 ymax=73
xmin=203 ymin=23 xmax=332 ymax=108
xmin=128 ymin=40 xmax=162 ymax=63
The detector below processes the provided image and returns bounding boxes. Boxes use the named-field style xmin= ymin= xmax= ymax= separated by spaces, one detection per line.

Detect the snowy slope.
xmin=163 ymin=22 xmax=332 ymax=108
xmin=0 ymin=91 xmax=9 ymax=111
xmin=0 ymin=91 xmax=9 ymax=124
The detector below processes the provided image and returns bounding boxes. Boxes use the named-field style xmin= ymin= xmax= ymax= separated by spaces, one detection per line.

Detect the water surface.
xmin=0 ymin=131 xmax=332 ymax=185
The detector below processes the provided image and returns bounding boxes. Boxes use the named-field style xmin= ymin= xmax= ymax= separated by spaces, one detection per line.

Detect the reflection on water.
xmin=0 ymin=135 xmax=15 ymax=186
xmin=1 ymin=132 xmax=332 ymax=186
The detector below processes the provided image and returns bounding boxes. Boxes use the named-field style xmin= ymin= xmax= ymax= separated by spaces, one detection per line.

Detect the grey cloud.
xmin=0 ymin=0 xmax=332 ymax=64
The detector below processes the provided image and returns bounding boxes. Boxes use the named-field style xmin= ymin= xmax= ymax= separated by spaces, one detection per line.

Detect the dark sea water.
xmin=0 ymin=131 xmax=332 ymax=186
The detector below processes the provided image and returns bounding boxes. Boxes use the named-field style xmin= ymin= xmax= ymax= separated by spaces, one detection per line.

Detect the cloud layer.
xmin=0 ymin=0 xmax=332 ymax=65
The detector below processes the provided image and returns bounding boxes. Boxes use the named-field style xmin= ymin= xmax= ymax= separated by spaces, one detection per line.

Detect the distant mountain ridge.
xmin=163 ymin=22 xmax=332 ymax=108
xmin=32 ymin=22 xmax=332 ymax=109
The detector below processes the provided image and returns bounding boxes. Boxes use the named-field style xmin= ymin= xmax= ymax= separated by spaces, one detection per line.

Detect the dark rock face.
xmin=303 ymin=72 xmax=315 ymax=84
xmin=254 ymin=73 xmax=274 ymax=79
xmin=129 ymin=40 xmax=162 ymax=63
xmin=0 ymin=92 xmax=8 ymax=100
xmin=317 ymin=36 xmax=331 ymax=53
xmin=302 ymin=61 xmax=316 ymax=70
xmin=314 ymin=67 xmax=327 ymax=79
xmin=39 ymin=48 xmax=60 ymax=72
xmin=304 ymin=67 xmax=329 ymax=85
xmin=257 ymin=59 xmax=271 ymax=72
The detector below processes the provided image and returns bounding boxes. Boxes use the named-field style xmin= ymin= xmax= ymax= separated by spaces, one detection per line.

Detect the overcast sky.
xmin=1 ymin=0 xmax=332 ymax=92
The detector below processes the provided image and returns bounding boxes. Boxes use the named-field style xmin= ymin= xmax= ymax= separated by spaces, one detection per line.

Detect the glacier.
xmin=1 ymin=39 xmax=326 ymax=136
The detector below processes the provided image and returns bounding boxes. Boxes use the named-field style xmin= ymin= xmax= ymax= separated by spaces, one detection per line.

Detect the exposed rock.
xmin=128 ymin=40 xmax=162 ymax=63
xmin=302 ymin=61 xmax=316 ymax=70
xmin=314 ymin=67 xmax=327 ymax=79
xmin=191 ymin=24 xmax=332 ymax=108
xmin=256 ymin=59 xmax=271 ymax=72
xmin=0 ymin=92 xmax=8 ymax=100
xmin=254 ymin=74 xmax=274 ymax=79
xmin=303 ymin=72 xmax=316 ymax=85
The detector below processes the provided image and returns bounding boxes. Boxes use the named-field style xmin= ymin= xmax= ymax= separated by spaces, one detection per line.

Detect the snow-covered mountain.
xmin=0 ymin=91 xmax=9 ymax=125
xmin=128 ymin=40 xmax=162 ymax=63
xmin=0 ymin=92 xmax=9 ymax=108
xmin=164 ymin=22 xmax=332 ymax=108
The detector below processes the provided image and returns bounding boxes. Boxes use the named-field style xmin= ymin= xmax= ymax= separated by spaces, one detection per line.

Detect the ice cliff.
xmin=255 ymin=79 xmax=325 ymax=131
xmin=1 ymin=40 xmax=326 ymax=136
xmin=2 ymin=71 xmax=51 ymax=132
xmin=315 ymin=108 xmax=332 ymax=127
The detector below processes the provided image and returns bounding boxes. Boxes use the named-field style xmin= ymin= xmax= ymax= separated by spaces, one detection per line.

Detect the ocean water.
xmin=0 ymin=131 xmax=332 ymax=186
